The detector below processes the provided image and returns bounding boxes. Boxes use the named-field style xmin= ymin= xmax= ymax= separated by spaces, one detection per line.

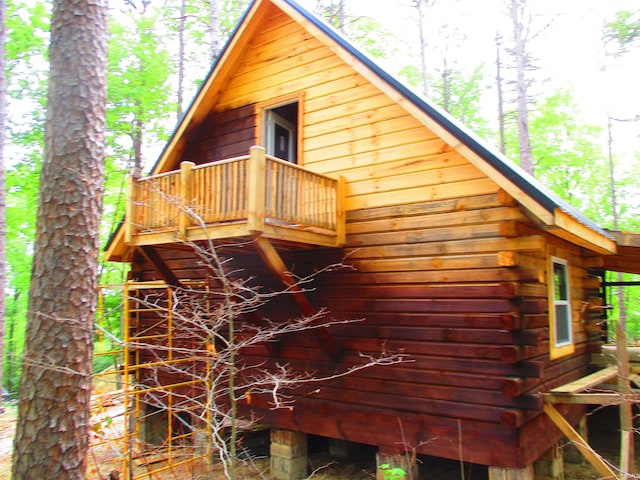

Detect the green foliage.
xmin=314 ymin=1 xmax=396 ymax=60
xmin=399 ymin=62 xmax=491 ymax=140
xmin=430 ymin=64 xmax=491 ymax=139
xmin=348 ymin=16 xmax=396 ymax=60
xmin=604 ymin=10 xmax=640 ymax=55
xmin=527 ymin=89 xmax=610 ymax=220
xmin=3 ymin=0 xmax=50 ymax=395
xmin=398 ymin=65 xmax=423 ymax=90
xmin=378 ymin=463 xmax=407 ymax=480
xmin=107 ymin=11 xmax=174 ymax=161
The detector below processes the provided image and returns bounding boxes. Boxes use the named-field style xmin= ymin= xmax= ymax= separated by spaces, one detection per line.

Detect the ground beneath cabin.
xmin=0 ymin=403 xmax=632 ymax=479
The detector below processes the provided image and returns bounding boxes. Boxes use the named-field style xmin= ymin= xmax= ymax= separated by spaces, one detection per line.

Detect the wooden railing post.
xmin=247 ymin=146 xmax=266 ymax=235
xmin=179 ymin=161 xmax=195 ymax=239
xmin=125 ymin=174 xmax=136 ymax=244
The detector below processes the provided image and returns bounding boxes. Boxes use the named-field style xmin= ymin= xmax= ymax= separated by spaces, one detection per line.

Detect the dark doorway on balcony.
xmin=264 ymin=101 xmax=298 ymax=164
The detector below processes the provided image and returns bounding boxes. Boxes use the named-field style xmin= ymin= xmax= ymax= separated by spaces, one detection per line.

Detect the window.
xmin=263 ymin=101 xmax=298 ymax=163
xmin=549 ymin=257 xmax=574 ymax=358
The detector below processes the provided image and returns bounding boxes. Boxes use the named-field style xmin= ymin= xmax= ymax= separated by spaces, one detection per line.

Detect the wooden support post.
xmin=270 ymin=429 xmax=307 ymax=480
xmin=178 ymin=161 xmax=195 ymax=239
xmin=488 ymin=465 xmax=533 ymax=480
xmin=616 ymin=323 xmax=635 ymax=475
xmin=543 ymin=404 xmax=618 ymax=479
xmin=376 ymin=451 xmax=418 ymax=480
xmin=247 ymin=146 xmax=267 ymax=234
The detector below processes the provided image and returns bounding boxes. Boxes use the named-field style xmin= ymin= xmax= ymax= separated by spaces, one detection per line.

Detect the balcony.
xmin=125 ymin=146 xmax=346 ymax=249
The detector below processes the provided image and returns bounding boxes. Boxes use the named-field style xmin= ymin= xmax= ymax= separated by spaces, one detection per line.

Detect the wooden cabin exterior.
xmin=105 ymin=0 xmax=640 ymax=477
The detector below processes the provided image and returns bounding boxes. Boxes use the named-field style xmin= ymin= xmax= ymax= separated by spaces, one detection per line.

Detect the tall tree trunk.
xmin=132 ymin=114 xmax=143 ymax=176
xmin=414 ymin=0 xmax=432 ymax=98
xmin=607 ymin=116 xmax=626 ymax=333
xmin=509 ymin=0 xmax=534 ymax=175
xmin=208 ymin=0 xmax=221 ymax=62
xmin=495 ymin=32 xmax=506 ymax=155
xmin=440 ymin=56 xmax=451 ymax=112
xmin=316 ymin=0 xmax=347 ymax=33
xmin=11 ymin=0 xmax=107 ymax=477
xmin=177 ymin=0 xmax=186 ymax=120
xmin=0 ymin=0 xmax=6 ymax=413
xmin=5 ymin=293 xmax=17 ymax=394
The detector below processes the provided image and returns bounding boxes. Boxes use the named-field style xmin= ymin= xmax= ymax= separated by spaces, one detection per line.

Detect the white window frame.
xmin=549 ymin=256 xmax=574 ymax=358
xmin=264 ymin=105 xmax=297 ymax=163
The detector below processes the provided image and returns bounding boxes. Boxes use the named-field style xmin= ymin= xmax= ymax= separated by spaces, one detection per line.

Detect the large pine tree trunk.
xmin=11 ymin=0 xmax=107 ymax=477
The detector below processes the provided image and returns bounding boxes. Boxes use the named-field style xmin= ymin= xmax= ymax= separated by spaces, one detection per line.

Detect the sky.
xmin=296 ymin=0 xmax=640 ymax=168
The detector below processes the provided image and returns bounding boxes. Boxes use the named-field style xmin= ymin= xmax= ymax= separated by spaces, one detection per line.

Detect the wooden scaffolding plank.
xmin=548 ymin=366 xmax=618 ymax=395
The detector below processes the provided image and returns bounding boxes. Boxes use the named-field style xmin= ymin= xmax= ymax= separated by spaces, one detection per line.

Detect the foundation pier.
xmin=376 ymin=451 xmax=418 ymax=480
xmin=489 ymin=465 xmax=534 ymax=480
xmin=270 ymin=429 xmax=308 ymax=480
xmin=563 ymin=415 xmax=588 ymax=464
xmin=534 ymin=443 xmax=565 ymax=480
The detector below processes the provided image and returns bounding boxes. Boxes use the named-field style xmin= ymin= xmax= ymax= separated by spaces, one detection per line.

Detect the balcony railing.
xmin=125 ymin=146 xmax=345 ymax=248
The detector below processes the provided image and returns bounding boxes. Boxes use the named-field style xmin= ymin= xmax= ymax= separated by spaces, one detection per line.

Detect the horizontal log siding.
xmin=182 ymin=104 xmax=257 ymax=163
xmin=129 ymin=191 xmax=594 ymax=467
xmin=213 ymin=7 xmax=498 ymax=213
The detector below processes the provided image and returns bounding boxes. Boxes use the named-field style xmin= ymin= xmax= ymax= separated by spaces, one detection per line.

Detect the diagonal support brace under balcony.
xmin=253 ymin=236 xmax=339 ymax=360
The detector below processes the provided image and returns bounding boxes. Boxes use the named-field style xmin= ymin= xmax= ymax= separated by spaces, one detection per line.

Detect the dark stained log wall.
xmin=129 ymin=192 xmax=595 ymax=468
xmin=181 ymin=104 xmax=257 ymax=164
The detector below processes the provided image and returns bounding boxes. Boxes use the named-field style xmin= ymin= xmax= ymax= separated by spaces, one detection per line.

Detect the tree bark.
xmin=509 ymin=0 xmax=534 ymax=175
xmin=495 ymin=32 xmax=506 ymax=155
xmin=11 ymin=0 xmax=107 ymax=478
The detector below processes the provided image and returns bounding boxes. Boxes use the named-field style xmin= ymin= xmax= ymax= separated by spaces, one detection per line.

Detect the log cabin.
xmin=104 ymin=0 xmax=640 ymax=478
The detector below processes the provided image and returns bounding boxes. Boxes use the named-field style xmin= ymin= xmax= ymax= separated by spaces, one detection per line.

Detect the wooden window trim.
xmin=548 ymin=256 xmax=575 ymax=359
xmin=255 ymin=92 xmax=305 ymax=166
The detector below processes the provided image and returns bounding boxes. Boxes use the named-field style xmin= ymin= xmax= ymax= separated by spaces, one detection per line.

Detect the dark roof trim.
xmin=282 ymin=0 xmax=612 ymax=240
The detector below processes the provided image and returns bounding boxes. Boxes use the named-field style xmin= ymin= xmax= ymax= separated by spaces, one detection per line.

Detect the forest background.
xmin=3 ymin=0 xmax=639 ymax=397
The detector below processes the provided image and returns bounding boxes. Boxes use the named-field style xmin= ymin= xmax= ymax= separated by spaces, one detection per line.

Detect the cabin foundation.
xmin=139 ymin=404 xmax=168 ymax=446
xmin=488 ymin=465 xmax=534 ymax=480
xmin=534 ymin=443 xmax=564 ymax=480
xmin=376 ymin=451 xmax=418 ymax=480
xmin=270 ymin=429 xmax=308 ymax=480
xmin=563 ymin=415 xmax=588 ymax=464
xmin=328 ymin=438 xmax=360 ymax=458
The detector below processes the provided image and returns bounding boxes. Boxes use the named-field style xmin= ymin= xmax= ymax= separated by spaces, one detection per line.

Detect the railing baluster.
xmin=128 ymin=148 xmax=343 ymax=246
